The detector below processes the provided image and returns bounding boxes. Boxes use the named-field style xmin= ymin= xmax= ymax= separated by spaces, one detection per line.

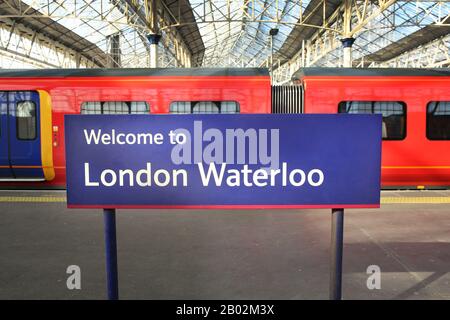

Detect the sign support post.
xmin=103 ymin=208 xmax=119 ymax=300
xmin=329 ymin=208 xmax=344 ymax=300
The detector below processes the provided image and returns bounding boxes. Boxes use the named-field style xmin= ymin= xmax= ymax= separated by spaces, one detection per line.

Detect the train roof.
xmin=0 ymin=68 xmax=270 ymax=78
xmin=292 ymin=67 xmax=450 ymax=81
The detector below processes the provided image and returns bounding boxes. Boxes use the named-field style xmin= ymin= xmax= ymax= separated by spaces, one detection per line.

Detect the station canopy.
xmin=1 ymin=1 xmax=450 ymax=75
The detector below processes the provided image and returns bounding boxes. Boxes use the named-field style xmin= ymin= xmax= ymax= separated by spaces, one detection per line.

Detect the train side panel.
xmin=0 ymin=75 xmax=271 ymax=188
xmin=302 ymin=76 xmax=450 ymax=187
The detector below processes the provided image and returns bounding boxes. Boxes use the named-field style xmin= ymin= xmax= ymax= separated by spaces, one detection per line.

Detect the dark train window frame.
xmin=169 ymin=101 xmax=240 ymax=114
xmin=80 ymin=101 xmax=150 ymax=114
xmin=426 ymin=101 xmax=450 ymax=140
xmin=16 ymin=100 xmax=37 ymax=141
xmin=337 ymin=100 xmax=407 ymax=141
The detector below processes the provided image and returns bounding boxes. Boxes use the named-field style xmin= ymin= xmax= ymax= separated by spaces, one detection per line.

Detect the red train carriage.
xmin=3 ymin=66 xmax=450 ymax=189
xmin=0 ymin=68 xmax=271 ymax=188
xmin=291 ymin=68 xmax=450 ymax=188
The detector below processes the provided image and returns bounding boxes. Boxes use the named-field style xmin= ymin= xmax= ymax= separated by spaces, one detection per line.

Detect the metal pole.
xmin=270 ymin=35 xmax=274 ymax=80
xmin=342 ymin=0 xmax=353 ymax=68
xmin=301 ymin=40 xmax=305 ymax=67
xmin=341 ymin=38 xmax=355 ymax=68
xmin=147 ymin=34 xmax=161 ymax=68
xmin=107 ymin=33 xmax=121 ymax=68
xmin=330 ymin=208 xmax=344 ymax=300
xmin=104 ymin=208 xmax=119 ymax=300
xmin=269 ymin=28 xmax=278 ymax=81
xmin=149 ymin=0 xmax=160 ymax=69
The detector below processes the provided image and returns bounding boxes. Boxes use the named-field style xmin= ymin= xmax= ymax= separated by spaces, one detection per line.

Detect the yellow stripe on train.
xmin=37 ymin=90 xmax=55 ymax=181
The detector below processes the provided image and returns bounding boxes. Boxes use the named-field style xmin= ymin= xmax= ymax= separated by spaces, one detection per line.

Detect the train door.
xmin=0 ymin=91 xmax=45 ymax=181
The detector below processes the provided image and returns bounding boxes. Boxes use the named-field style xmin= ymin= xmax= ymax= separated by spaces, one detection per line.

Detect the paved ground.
xmin=0 ymin=190 xmax=449 ymax=300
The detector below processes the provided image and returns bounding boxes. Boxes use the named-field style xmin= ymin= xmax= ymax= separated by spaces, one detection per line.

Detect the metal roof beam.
xmin=0 ymin=0 xmax=108 ymax=67
xmin=272 ymin=0 xmax=398 ymax=84
xmin=159 ymin=0 xmax=205 ymax=66
xmin=356 ymin=22 xmax=450 ymax=67
xmin=0 ymin=16 xmax=99 ymax=68
xmin=366 ymin=30 xmax=450 ymax=68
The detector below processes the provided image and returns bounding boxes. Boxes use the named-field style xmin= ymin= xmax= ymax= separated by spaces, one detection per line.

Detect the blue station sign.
xmin=64 ymin=114 xmax=382 ymax=209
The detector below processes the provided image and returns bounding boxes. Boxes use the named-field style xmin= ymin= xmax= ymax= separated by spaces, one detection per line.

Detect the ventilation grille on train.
xmin=271 ymin=85 xmax=303 ymax=113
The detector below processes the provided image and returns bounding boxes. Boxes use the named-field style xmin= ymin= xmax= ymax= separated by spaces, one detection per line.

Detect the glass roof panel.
xmin=20 ymin=0 xmax=179 ymax=67
xmin=190 ymin=0 xmax=310 ymax=67
xmin=314 ymin=1 xmax=450 ymax=67
xmin=10 ymin=1 xmax=450 ymax=71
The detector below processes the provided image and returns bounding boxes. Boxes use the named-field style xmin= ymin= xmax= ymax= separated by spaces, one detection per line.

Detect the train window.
xmin=221 ymin=101 xmax=240 ymax=114
xmin=427 ymin=101 xmax=450 ymax=140
xmin=81 ymin=101 xmax=149 ymax=114
xmin=193 ymin=102 xmax=219 ymax=114
xmin=81 ymin=102 xmax=102 ymax=114
xmin=130 ymin=102 xmax=149 ymax=114
xmin=338 ymin=101 xmax=373 ymax=114
xmin=169 ymin=101 xmax=239 ymax=114
xmin=16 ymin=101 xmax=37 ymax=140
xmin=170 ymin=102 xmax=191 ymax=114
xmin=103 ymin=102 xmax=129 ymax=114
xmin=338 ymin=101 xmax=406 ymax=140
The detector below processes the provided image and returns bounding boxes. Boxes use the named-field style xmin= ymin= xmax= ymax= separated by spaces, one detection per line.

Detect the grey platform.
xmin=0 ymin=190 xmax=449 ymax=300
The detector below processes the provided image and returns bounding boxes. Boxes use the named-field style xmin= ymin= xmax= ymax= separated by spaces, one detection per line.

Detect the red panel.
xmin=301 ymin=75 xmax=450 ymax=187
xmin=0 ymin=75 xmax=271 ymax=188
